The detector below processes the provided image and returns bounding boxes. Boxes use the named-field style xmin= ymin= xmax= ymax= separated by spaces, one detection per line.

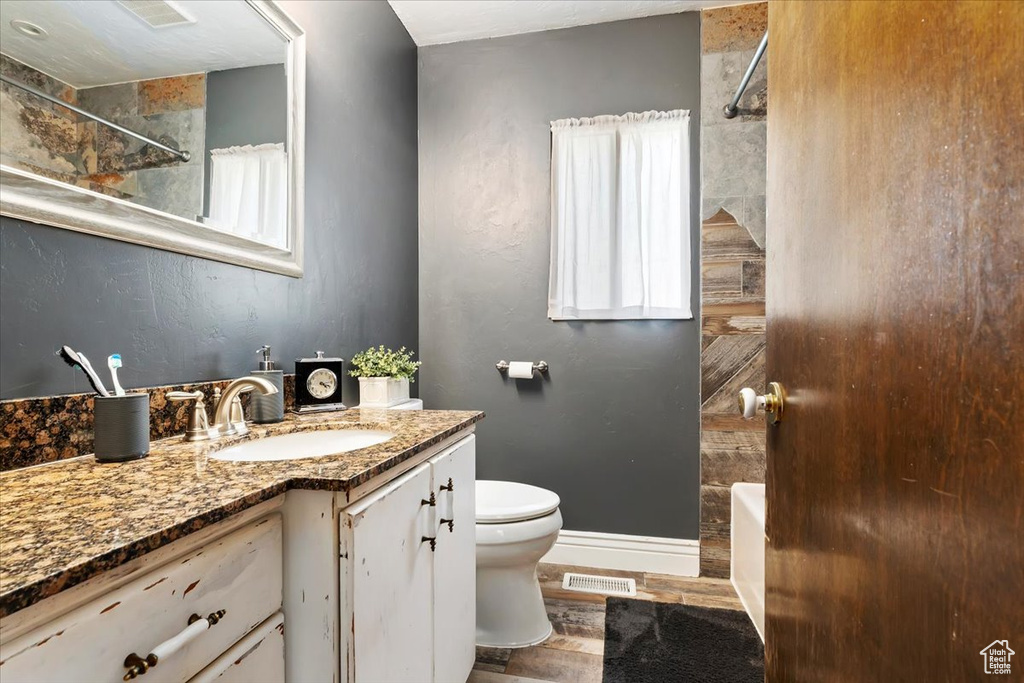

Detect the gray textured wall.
xmin=203 ymin=64 xmax=288 ymax=216
xmin=0 ymin=0 xmax=418 ymax=401
xmin=418 ymin=15 xmax=702 ymax=539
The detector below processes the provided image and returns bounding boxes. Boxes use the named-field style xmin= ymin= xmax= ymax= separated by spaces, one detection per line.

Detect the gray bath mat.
xmin=603 ymin=598 xmax=764 ymax=683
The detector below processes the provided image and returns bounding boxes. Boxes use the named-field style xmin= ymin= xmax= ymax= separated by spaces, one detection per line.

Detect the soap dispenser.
xmin=251 ymin=345 xmax=284 ymax=423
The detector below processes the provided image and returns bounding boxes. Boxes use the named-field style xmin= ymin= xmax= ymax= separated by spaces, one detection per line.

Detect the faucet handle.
xmin=166 ymin=391 xmax=213 ymax=442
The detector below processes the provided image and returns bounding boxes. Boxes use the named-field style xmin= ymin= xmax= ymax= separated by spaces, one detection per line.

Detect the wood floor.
xmin=469 ymin=563 xmax=744 ymax=683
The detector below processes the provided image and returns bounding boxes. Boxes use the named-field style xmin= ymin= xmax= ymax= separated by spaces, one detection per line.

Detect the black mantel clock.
xmin=294 ymin=351 xmax=347 ymax=412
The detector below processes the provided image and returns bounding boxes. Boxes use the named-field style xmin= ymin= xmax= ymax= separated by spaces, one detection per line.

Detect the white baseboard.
xmin=541 ymin=529 xmax=700 ymax=577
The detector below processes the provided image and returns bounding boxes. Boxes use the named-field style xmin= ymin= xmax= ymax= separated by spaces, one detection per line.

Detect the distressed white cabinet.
xmin=430 ymin=436 xmax=477 ymax=683
xmin=189 ymin=612 xmax=285 ymax=683
xmin=341 ymin=434 xmax=476 ymax=683
xmin=1 ymin=514 xmax=283 ymax=683
xmin=0 ymin=430 xmax=479 ymax=683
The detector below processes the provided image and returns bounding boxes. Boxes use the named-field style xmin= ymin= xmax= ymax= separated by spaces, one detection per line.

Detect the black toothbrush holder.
xmin=93 ymin=393 xmax=150 ymax=462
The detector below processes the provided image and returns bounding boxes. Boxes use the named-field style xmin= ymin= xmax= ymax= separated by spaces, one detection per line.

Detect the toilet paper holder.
xmin=496 ymin=360 xmax=549 ymax=375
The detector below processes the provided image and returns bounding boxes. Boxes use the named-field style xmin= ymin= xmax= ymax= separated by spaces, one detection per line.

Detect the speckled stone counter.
xmin=0 ymin=408 xmax=483 ymax=618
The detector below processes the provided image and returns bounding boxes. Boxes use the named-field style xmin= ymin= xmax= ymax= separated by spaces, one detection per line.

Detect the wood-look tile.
xmin=504 ymin=646 xmax=603 ymax=683
xmin=700 ymin=485 xmax=733 ymax=524
xmin=701 ymin=429 xmax=766 ymax=452
xmin=537 ymin=633 xmax=604 ymax=657
xmin=701 ymin=348 xmax=766 ymax=414
xmin=683 ymin=593 xmax=745 ymax=611
xmin=468 ymin=669 xmax=555 ymax=683
xmin=702 ymin=310 xmax=766 ymax=335
xmin=701 ymin=413 xmax=766 ymax=432
xmin=537 ymin=563 xmax=644 ymax=584
xmin=700 ymin=546 xmax=732 ymax=578
xmin=701 ymin=448 xmax=766 ymax=486
xmin=699 ymin=520 xmax=732 ymax=547
xmin=742 ymin=260 xmax=766 ymax=296
xmin=545 ymin=597 xmax=605 ymax=640
xmin=700 ymin=334 xmax=765 ymax=399
xmin=702 ymin=219 xmax=765 ymax=260
xmin=702 ymin=260 xmax=744 ymax=296
xmin=632 ymin=585 xmax=687 ymax=605
xmin=644 ymin=573 xmax=739 ymax=597
xmin=475 ymin=646 xmax=513 ymax=673
xmin=539 ymin=585 xmax=607 ymax=605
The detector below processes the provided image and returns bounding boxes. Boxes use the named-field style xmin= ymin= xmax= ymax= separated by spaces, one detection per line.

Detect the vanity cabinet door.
xmin=430 ymin=435 xmax=477 ymax=683
xmin=343 ymin=463 xmax=434 ymax=683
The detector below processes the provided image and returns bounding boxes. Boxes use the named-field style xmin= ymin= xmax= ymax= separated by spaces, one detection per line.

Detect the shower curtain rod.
xmin=0 ymin=74 xmax=192 ymax=162
xmin=723 ymin=31 xmax=768 ymax=119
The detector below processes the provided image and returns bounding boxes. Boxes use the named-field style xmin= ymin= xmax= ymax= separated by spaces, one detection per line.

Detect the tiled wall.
xmin=699 ymin=2 xmax=768 ymax=578
xmin=0 ymin=55 xmax=205 ymax=221
xmin=0 ymin=377 xmax=295 ymax=472
xmin=0 ymin=55 xmax=86 ymax=185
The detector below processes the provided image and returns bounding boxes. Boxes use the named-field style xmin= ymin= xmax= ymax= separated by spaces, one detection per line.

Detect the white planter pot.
xmin=358 ymin=377 xmax=410 ymax=408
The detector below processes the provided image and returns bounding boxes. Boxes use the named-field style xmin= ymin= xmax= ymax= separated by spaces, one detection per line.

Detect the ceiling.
xmin=388 ymin=0 xmax=753 ymax=46
xmin=0 ymin=0 xmax=286 ymax=89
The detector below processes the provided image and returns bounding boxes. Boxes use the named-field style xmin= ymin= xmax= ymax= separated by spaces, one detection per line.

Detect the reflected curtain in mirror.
xmin=207 ymin=143 xmax=287 ymax=248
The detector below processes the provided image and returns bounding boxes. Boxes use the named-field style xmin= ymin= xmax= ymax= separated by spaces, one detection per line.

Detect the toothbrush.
xmin=107 ymin=354 xmax=126 ymax=397
xmin=57 ymin=345 xmax=110 ymax=396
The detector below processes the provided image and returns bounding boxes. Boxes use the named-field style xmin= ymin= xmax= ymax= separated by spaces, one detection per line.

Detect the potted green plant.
xmin=349 ymin=345 xmax=422 ymax=408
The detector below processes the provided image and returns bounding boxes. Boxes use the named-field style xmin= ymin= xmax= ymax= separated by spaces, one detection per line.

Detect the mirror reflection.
xmin=0 ymin=0 xmax=290 ymax=248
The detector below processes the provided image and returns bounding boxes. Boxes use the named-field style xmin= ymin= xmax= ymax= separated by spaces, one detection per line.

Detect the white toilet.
xmin=475 ymin=480 xmax=562 ymax=648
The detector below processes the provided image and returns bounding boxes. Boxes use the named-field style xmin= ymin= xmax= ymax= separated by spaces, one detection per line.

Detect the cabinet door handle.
xmin=438 ymin=478 xmax=455 ymax=532
xmin=123 ymin=610 xmax=226 ymax=680
xmin=420 ymin=491 xmax=438 ymax=550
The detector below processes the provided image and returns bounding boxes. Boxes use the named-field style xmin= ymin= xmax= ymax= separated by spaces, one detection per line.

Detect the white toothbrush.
xmin=107 ymin=354 xmax=126 ymax=397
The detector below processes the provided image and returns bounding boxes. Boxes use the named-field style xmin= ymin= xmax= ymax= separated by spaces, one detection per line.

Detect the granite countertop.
xmin=0 ymin=408 xmax=483 ymax=618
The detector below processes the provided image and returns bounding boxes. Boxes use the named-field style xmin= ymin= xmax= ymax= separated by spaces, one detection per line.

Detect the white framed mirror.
xmin=0 ymin=0 xmax=305 ymax=277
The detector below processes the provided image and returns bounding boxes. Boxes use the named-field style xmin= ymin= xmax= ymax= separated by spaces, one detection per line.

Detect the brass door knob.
xmin=739 ymin=382 xmax=786 ymax=424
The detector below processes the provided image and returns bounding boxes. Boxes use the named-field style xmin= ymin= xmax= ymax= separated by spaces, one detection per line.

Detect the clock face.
xmin=306 ymin=368 xmax=338 ymax=399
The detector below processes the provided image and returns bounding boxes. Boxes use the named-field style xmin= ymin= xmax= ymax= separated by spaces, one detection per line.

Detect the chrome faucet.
xmin=212 ymin=376 xmax=279 ymax=437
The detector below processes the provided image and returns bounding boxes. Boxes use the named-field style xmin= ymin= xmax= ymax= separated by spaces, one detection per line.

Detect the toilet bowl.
xmin=476 ymin=480 xmax=562 ymax=648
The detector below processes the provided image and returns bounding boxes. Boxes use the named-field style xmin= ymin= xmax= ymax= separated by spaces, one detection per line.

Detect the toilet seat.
xmin=476 ymin=480 xmax=560 ymax=524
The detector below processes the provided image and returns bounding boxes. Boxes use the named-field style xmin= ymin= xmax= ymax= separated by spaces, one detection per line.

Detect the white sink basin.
xmin=210 ymin=429 xmax=395 ymax=462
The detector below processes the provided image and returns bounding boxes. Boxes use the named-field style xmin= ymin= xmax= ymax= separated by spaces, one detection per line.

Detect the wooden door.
xmin=765 ymin=1 xmax=1024 ymax=680
xmin=430 ymin=435 xmax=477 ymax=683
xmin=344 ymin=463 xmax=435 ymax=683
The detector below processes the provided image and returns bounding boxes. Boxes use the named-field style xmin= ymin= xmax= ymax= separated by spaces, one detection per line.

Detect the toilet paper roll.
xmin=508 ymin=361 xmax=535 ymax=379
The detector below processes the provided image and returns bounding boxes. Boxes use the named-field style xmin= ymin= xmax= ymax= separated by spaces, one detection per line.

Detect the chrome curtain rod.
xmin=0 ymin=74 xmax=192 ymax=162
xmin=723 ymin=31 xmax=768 ymax=119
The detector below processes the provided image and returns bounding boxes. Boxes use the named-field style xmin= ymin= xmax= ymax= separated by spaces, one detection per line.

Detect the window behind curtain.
xmin=548 ymin=110 xmax=691 ymax=320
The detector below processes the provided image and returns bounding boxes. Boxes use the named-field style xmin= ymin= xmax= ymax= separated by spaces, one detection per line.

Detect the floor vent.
xmin=561 ymin=572 xmax=637 ymax=597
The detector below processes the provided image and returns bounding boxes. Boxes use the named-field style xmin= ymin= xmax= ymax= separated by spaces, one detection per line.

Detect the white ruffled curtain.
xmin=548 ymin=110 xmax=692 ymax=320
xmin=207 ymin=143 xmax=287 ymax=248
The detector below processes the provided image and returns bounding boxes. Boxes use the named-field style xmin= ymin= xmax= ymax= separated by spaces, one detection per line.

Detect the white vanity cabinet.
xmin=0 ymin=429 xmax=479 ymax=683
xmin=189 ymin=612 xmax=285 ymax=683
xmin=0 ymin=513 xmax=283 ymax=683
xmin=341 ymin=434 xmax=476 ymax=683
